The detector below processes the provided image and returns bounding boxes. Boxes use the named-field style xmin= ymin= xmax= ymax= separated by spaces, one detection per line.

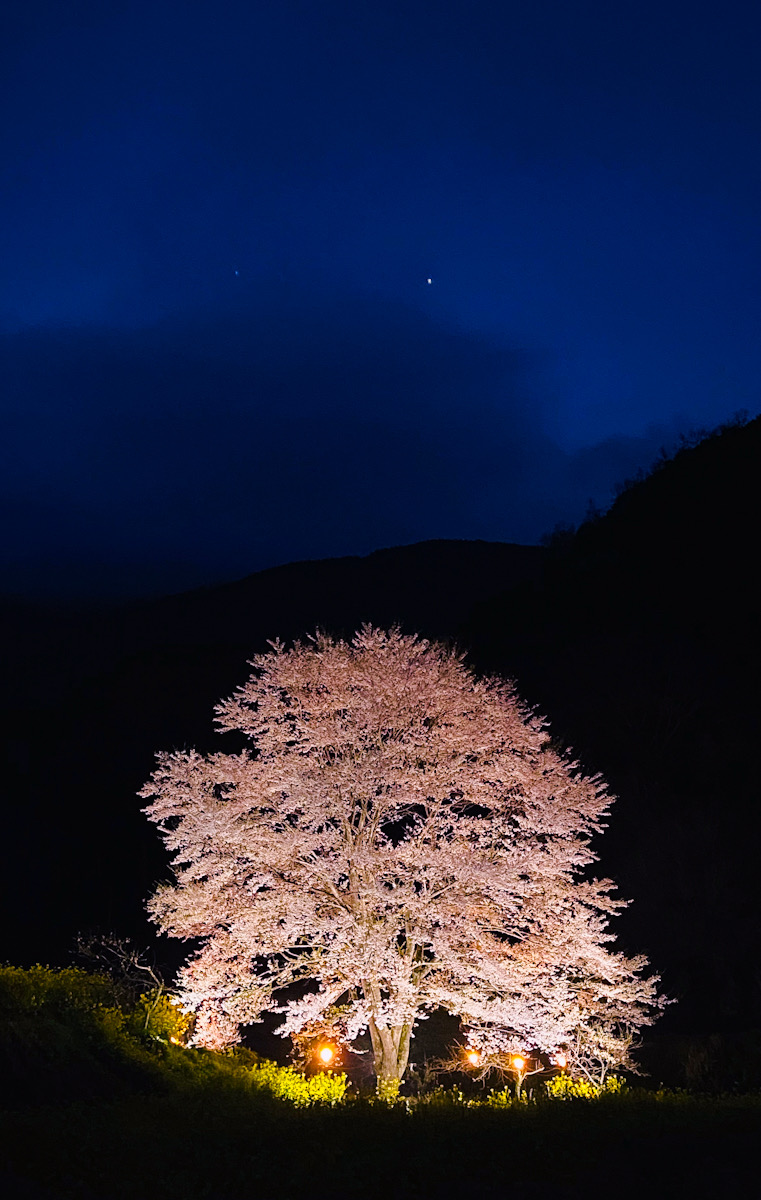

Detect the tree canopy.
xmin=142 ymin=627 xmax=663 ymax=1090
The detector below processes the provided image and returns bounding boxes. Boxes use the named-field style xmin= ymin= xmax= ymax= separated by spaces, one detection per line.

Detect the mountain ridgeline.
xmin=1 ymin=414 xmax=759 ymax=1084
xmin=464 ymin=413 xmax=761 ymax=1047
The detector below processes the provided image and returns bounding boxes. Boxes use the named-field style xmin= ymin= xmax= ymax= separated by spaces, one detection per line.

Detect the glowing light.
xmin=169 ymin=1037 xmax=179 ymax=1045
xmin=466 ymin=1050 xmax=481 ymax=1066
xmin=554 ymin=1053 xmax=567 ymax=1069
xmin=318 ymin=1045 xmax=335 ymax=1064
xmin=511 ymin=1055 xmax=526 ymax=1071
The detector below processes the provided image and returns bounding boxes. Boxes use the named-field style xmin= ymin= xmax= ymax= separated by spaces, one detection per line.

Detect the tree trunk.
xmin=368 ymin=1017 xmax=412 ymax=1099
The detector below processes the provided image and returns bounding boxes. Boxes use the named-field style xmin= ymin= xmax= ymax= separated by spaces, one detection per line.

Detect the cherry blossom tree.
xmin=141 ymin=627 xmax=664 ymax=1093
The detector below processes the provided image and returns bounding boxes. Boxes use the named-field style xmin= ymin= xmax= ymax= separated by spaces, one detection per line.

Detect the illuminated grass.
xmin=1 ymin=968 xmax=759 ymax=1198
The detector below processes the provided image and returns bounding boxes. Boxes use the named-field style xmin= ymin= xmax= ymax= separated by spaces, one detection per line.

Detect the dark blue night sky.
xmin=2 ymin=0 xmax=759 ymax=599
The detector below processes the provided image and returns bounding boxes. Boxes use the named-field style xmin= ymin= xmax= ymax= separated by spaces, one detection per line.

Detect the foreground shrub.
xmin=0 ymin=966 xmax=162 ymax=1106
xmin=248 ymin=1060 xmax=348 ymax=1106
xmin=411 ymin=1085 xmax=470 ymax=1108
xmin=545 ymin=1073 xmax=626 ymax=1100
xmin=0 ymin=965 xmax=349 ymax=1110
xmin=0 ymin=964 xmax=119 ymax=1014
xmin=124 ymin=991 xmax=193 ymax=1044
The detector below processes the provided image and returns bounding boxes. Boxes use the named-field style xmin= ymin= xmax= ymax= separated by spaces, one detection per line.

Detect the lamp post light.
xmin=511 ymin=1054 xmax=528 ymax=1099
xmin=317 ymin=1045 xmax=335 ymax=1066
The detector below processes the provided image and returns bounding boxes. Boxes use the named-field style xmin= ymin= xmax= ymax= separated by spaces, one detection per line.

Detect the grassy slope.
xmin=1 ymin=968 xmax=759 ymax=1200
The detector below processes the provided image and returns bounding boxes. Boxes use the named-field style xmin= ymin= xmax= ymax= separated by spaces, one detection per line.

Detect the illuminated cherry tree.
xmin=142 ymin=627 xmax=664 ymax=1092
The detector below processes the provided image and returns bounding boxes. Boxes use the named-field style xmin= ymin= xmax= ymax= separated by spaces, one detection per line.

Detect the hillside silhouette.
xmin=464 ymin=414 xmax=761 ymax=1059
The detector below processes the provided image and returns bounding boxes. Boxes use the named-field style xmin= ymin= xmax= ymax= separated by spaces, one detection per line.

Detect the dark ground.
xmin=1 ymin=1089 xmax=759 ymax=1200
